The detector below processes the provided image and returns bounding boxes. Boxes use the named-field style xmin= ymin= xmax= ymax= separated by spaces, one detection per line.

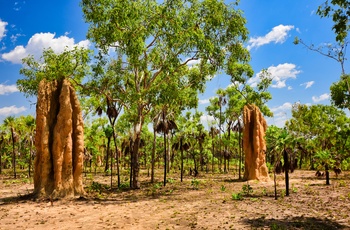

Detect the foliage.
xmin=317 ymin=0 xmax=350 ymax=44
xmin=81 ymin=0 xmax=250 ymax=188
xmin=242 ymin=182 xmax=253 ymax=196
xmin=330 ymin=74 xmax=350 ymax=109
xmin=231 ymin=192 xmax=243 ymax=200
xmin=17 ymin=47 xmax=92 ymax=97
xmin=190 ymin=178 xmax=200 ymax=190
xmin=295 ymin=1 xmax=349 ymax=110
xmin=286 ymin=103 xmax=350 ymax=170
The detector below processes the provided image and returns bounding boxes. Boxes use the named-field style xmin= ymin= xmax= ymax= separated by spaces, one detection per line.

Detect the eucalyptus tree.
xmin=206 ymin=71 xmax=272 ymax=175
xmin=295 ymin=0 xmax=349 ymax=109
xmin=81 ymin=0 xmax=249 ymax=188
xmin=286 ymin=103 xmax=350 ymax=175
xmin=84 ymin=118 xmax=107 ymax=173
xmin=317 ymin=0 xmax=349 ymax=44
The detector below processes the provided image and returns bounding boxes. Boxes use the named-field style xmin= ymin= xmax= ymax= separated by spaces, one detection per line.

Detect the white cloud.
xmin=199 ymin=99 xmax=210 ymax=104
xmin=0 ymin=19 xmax=8 ymax=41
xmin=271 ymin=102 xmax=293 ymax=113
xmin=10 ymin=33 xmax=24 ymax=43
xmin=1 ymin=32 xmax=91 ymax=64
xmin=312 ymin=93 xmax=330 ymax=103
xmin=287 ymin=86 xmax=293 ymax=90
xmin=0 ymin=84 xmax=19 ymax=95
xmin=300 ymin=81 xmax=314 ymax=89
xmin=0 ymin=106 xmax=26 ymax=117
xmin=249 ymin=63 xmax=301 ymax=88
xmin=247 ymin=25 xmax=294 ymax=50
xmin=267 ymin=102 xmax=293 ymax=128
xmin=200 ymin=114 xmax=215 ymax=124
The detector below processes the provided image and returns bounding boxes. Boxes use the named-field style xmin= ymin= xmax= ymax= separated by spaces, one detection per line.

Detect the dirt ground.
xmin=1 ymin=169 xmax=350 ymax=230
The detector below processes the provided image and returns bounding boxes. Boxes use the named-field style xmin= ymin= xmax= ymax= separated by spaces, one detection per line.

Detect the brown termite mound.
xmin=33 ymin=78 xmax=85 ymax=199
xmin=243 ymin=104 xmax=270 ymax=182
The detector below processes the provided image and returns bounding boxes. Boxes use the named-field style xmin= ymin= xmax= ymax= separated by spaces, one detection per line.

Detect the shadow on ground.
xmin=243 ymin=216 xmax=347 ymax=230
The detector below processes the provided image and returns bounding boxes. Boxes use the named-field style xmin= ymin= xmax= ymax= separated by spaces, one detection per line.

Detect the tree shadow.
xmin=243 ymin=216 xmax=347 ymax=230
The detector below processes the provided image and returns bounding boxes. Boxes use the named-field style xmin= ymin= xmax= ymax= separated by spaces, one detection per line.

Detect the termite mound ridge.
xmin=243 ymin=104 xmax=270 ymax=182
xmin=34 ymin=78 xmax=85 ymax=199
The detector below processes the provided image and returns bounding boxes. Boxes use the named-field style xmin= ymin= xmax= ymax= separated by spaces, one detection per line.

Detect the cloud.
xmin=13 ymin=1 xmax=25 ymax=11
xmin=247 ymin=25 xmax=294 ymax=50
xmin=0 ymin=19 xmax=8 ymax=41
xmin=267 ymin=102 xmax=293 ymax=127
xmin=312 ymin=93 xmax=330 ymax=103
xmin=10 ymin=33 xmax=25 ymax=43
xmin=200 ymin=114 xmax=215 ymax=124
xmin=249 ymin=63 xmax=301 ymax=88
xmin=0 ymin=84 xmax=19 ymax=95
xmin=271 ymin=102 xmax=293 ymax=113
xmin=198 ymin=99 xmax=210 ymax=104
xmin=300 ymin=81 xmax=314 ymax=89
xmin=1 ymin=32 xmax=91 ymax=64
xmin=0 ymin=105 xmax=26 ymax=117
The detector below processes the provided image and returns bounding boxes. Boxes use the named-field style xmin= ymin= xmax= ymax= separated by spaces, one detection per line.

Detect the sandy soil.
xmin=1 ymin=170 xmax=350 ymax=230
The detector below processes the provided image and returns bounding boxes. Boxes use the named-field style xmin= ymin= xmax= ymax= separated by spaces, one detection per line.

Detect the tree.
xmin=294 ymin=1 xmax=349 ymax=109
xmin=23 ymin=115 xmax=36 ymax=177
xmin=17 ymin=47 xmax=91 ymax=199
xmin=81 ymin=0 xmax=249 ymax=188
xmin=3 ymin=116 xmax=18 ymax=178
xmin=154 ymin=108 xmax=177 ymax=186
xmin=286 ymin=103 xmax=350 ymax=180
xmin=0 ymin=131 xmax=5 ymax=174
xmin=317 ymin=0 xmax=350 ymax=44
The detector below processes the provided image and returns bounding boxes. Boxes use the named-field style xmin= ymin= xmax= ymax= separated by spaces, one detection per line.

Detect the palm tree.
xmin=4 ymin=116 xmax=18 ymax=178
xmin=232 ymin=118 xmax=243 ymax=179
xmin=209 ymin=126 xmax=219 ymax=173
xmin=154 ymin=108 xmax=177 ymax=186
xmin=23 ymin=116 xmax=35 ymax=177
xmin=0 ymin=131 xmax=6 ymax=174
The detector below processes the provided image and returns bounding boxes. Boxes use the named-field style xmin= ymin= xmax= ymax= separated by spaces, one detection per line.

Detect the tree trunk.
xmin=163 ymin=130 xmax=167 ymax=186
xmin=11 ymin=128 xmax=16 ymax=179
xmin=167 ymin=133 xmax=171 ymax=173
xmin=239 ymin=131 xmax=242 ymax=179
xmin=28 ymin=137 xmax=33 ymax=177
xmin=325 ymin=164 xmax=330 ymax=185
xmin=151 ymin=128 xmax=156 ymax=183
xmin=112 ymin=130 xmax=120 ymax=188
xmin=211 ymin=138 xmax=215 ymax=173
xmin=180 ymin=137 xmax=184 ymax=182
xmin=105 ymin=137 xmax=111 ymax=173
xmin=34 ymin=79 xmax=85 ymax=199
xmin=283 ymin=148 xmax=289 ymax=196
xmin=274 ymin=170 xmax=277 ymax=200
xmin=131 ymin=121 xmax=142 ymax=189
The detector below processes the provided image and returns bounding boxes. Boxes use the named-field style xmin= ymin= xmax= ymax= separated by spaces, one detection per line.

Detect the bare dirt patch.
xmin=1 ymin=170 xmax=350 ymax=229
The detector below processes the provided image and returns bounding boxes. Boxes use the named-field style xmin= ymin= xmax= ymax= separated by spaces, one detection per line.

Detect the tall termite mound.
xmin=34 ymin=78 xmax=85 ymax=199
xmin=243 ymin=104 xmax=270 ymax=182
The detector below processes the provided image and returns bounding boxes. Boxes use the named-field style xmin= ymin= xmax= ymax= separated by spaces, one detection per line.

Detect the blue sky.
xmin=0 ymin=0 xmax=348 ymax=127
